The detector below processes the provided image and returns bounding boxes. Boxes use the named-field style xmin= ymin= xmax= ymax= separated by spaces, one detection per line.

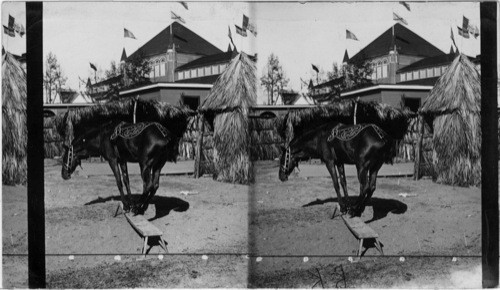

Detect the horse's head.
xmin=279 ymin=145 xmax=302 ymax=182
xmin=61 ymin=132 xmax=96 ymax=180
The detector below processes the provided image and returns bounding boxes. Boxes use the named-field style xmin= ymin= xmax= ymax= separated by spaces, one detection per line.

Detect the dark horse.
xmin=62 ymin=120 xmax=179 ymax=215
xmin=279 ymin=121 xmax=396 ymax=217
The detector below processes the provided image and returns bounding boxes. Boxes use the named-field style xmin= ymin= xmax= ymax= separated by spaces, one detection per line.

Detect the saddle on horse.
xmin=327 ymin=124 xmax=387 ymax=142
xmin=110 ymin=122 xmax=169 ymax=140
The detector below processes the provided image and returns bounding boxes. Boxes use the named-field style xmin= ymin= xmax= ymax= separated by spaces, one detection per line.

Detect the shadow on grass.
xmin=85 ymin=194 xmax=189 ymax=221
xmin=302 ymin=196 xmax=407 ymax=223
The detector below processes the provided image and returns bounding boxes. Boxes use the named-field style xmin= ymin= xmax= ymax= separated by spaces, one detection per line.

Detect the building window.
xmin=376 ymin=62 xmax=382 ymax=79
xmin=212 ymin=65 xmax=219 ymax=74
xmin=205 ymin=66 xmax=211 ymax=76
xmin=407 ymin=72 xmax=413 ymax=81
xmin=154 ymin=61 xmax=160 ymax=78
xmin=400 ymin=73 xmax=406 ymax=82
xmin=219 ymin=64 xmax=226 ymax=72
xmin=178 ymin=71 xmax=184 ymax=80
xmin=382 ymin=65 xmax=388 ymax=78
xmin=198 ymin=68 xmax=204 ymax=77
xmin=434 ymin=67 xmax=441 ymax=76
xmin=441 ymin=66 xmax=448 ymax=74
xmin=160 ymin=58 xmax=166 ymax=76
xmin=427 ymin=68 xmax=433 ymax=78
xmin=413 ymin=71 xmax=419 ymax=80
xmin=420 ymin=69 xmax=426 ymax=79
xmin=403 ymin=97 xmax=421 ymax=113
xmin=191 ymin=69 xmax=197 ymax=78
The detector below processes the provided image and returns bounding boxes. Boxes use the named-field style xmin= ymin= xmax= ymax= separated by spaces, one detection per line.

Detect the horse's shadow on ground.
xmin=85 ymin=194 xmax=190 ymax=221
xmin=303 ymin=196 xmax=407 ymax=223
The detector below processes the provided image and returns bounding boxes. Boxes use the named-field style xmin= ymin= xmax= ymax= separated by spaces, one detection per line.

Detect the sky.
xmin=1 ymin=1 xmax=486 ymax=104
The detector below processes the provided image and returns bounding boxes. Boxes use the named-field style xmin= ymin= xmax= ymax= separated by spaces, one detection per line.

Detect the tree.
xmin=308 ymin=60 xmax=373 ymax=104
xmin=260 ymin=53 xmax=289 ymax=105
xmin=43 ymin=52 xmax=67 ymax=103
xmin=100 ymin=53 xmax=152 ymax=102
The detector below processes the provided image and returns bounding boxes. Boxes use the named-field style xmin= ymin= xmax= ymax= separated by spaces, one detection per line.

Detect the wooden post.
xmin=413 ymin=115 xmax=425 ymax=180
xmin=194 ymin=114 xmax=205 ymax=178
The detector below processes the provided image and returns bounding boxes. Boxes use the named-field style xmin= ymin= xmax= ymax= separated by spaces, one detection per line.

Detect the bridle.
xmin=281 ymin=146 xmax=292 ymax=173
xmin=64 ymin=144 xmax=74 ymax=172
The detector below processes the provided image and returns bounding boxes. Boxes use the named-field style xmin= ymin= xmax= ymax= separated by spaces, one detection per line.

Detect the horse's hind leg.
xmin=351 ymin=166 xmax=369 ymax=217
xmin=134 ymin=162 xmax=153 ymax=215
xmin=337 ymin=163 xmax=349 ymax=199
xmin=140 ymin=159 xmax=167 ymax=214
xmin=119 ymin=162 xmax=134 ymax=207
xmin=109 ymin=160 xmax=131 ymax=212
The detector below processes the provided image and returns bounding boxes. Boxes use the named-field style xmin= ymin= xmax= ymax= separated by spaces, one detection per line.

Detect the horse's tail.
xmin=371 ymin=125 xmax=396 ymax=164
xmin=382 ymin=137 xmax=396 ymax=165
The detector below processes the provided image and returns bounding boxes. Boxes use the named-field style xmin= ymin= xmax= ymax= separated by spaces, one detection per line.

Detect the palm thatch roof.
xmin=279 ymin=99 xmax=415 ymax=145
xmin=200 ymin=52 xmax=257 ymax=184
xmin=419 ymin=54 xmax=481 ymax=186
xmin=2 ymin=52 xmax=27 ymax=185
xmin=55 ymin=98 xmax=195 ymax=142
xmin=420 ymin=53 xmax=480 ymax=116
xmin=200 ymin=52 xmax=256 ymax=113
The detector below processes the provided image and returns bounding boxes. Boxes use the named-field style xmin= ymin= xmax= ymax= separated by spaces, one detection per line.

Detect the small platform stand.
xmin=335 ymin=204 xmax=384 ymax=258
xmin=116 ymin=203 xmax=169 ymax=257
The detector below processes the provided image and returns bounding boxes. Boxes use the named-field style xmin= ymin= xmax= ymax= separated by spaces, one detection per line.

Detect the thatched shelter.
xmin=2 ymin=52 xmax=27 ymax=185
xmin=200 ymin=52 xmax=256 ymax=184
xmin=55 ymin=98 xmax=194 ymax=143
xmin=419 ymin=53 xmax=481 ymax=186
xmin=279 ymin=99 xmax=415 ymax=146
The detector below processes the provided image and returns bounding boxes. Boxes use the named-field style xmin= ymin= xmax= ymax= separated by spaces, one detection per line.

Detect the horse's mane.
xmin=289 ymin=121 xmax=340 ymax=148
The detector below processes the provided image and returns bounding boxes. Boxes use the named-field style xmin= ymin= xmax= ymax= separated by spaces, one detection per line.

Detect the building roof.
xmin=88 ymin=74 xmax=122 ymax=88
xmin=176 ymin=50 xmax=236 ymax=71
xmin=397 ymin=52 xmax=473 ymax=73
xmin=397 ymin=77 xmax=440 ymax=86
xmin=128 ymin=22 xmax=222 ymax=60
xmin=175 ymin=74 xmax=221 ymax=84
xmin=349 ymin=23 xmax=445 ymax=64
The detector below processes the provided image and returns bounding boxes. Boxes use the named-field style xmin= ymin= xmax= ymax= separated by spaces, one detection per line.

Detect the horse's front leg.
xmin=325 ymin=160 xmax=348 ymax=216
xmin=109 ymin=160 xmax=131 ymax=212
xmin=119 ymin=162 xmax=134 ymax=207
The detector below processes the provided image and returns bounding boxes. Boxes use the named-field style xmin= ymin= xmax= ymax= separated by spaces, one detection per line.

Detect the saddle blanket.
xmin=327 ymin=124 xmax=386 ymax=142
xmin=110 ymin=122 xmax=168 ymax=140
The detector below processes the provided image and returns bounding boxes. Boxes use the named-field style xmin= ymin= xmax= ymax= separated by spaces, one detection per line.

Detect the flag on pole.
xmin=179 ymin=1 xmax=189 ymax=10
xmin=242 ymin=15 xmax=249 ymax=30
xmin=469 ymin=25 xmax=479 ymax=38
xmin=90 ymin=63 xmax=97 ymax=71
xmin=228 ymin=26 xmax=236 ymax=49
xmin=399 ymin=1 xmax=411 ymax=11
xmin=242 ymin=14 xmax=257 ymax=36
xmin=393 ymin=12 xmax=408 ymax=25
xmin=346 ymin=29 xmax=358 ymax=41
xmin=462 ymin=16 xmax=469 ymax=32
xmin=312 ymin=64 xmax=319 ymax=73
xmin=124 ymin=28 xmax=136 ymax=39
xmin=235 ymin=25 xmax=247 ymax=37
xmin=457 ymin=26 xmax=469 ymax=38
xmin=14 ymin=23 xmax=25 ymax=37
xmin=450 ymin=27 xmax=459 ymax=52
xmin=3 ymin=15 xmax=15 ymax=37
xmin=171 ymin=11 xmax=186 ymax=24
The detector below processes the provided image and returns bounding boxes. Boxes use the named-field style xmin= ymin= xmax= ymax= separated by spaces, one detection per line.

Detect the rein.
xmin=64 ymin=144 xmax=74 ymax=171
xmin=282 ymin=146 xmax=291 ymax=173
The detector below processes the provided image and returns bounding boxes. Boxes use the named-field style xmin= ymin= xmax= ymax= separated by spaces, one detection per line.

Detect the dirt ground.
xmin=2 ymin=159 xmax=486 ymax=288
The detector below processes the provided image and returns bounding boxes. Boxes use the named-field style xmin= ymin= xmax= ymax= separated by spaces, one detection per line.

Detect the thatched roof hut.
xmin=279 ymin=99 xmax=415 ymax=145
xmin=56 ymin=99 xmax=194 ymax=143
xmin=2 ymin=52 xmax=27 ymax=185
xmin=200 ymin=52 xmax=256 ymax=184
xmin=419 ymin=53 xmax=481 ymax=186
